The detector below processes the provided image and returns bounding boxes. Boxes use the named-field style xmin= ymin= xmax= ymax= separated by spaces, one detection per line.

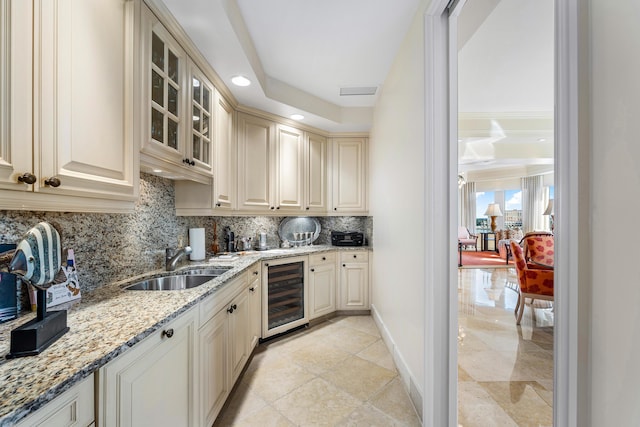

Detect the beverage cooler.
xmin=261 ymin=256 xmax=308 ymax=338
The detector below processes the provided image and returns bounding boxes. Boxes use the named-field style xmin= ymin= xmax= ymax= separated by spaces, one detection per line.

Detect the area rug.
xmin=458 ymin=250 xmax=513 ymax=268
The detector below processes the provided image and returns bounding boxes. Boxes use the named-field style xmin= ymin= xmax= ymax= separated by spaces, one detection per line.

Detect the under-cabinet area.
xmin=0 ymin=248 xmax=371 ymax=426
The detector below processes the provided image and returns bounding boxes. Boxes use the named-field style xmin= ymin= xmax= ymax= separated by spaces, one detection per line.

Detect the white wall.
xmin=589 ymin=0 xmax=640 ymax=424
xmin=369 ymin=0 xmax=427 ymax=411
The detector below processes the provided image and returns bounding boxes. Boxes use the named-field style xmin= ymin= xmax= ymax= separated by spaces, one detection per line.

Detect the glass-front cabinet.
xmin=189 ymin=67 xmax=214 ymax=175
xmin=140 ymin=4 xmax=212 ymax=184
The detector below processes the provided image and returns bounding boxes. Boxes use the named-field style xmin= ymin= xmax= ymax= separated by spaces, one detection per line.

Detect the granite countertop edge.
xmin=0 ymin=245 xmax=372 ymax=426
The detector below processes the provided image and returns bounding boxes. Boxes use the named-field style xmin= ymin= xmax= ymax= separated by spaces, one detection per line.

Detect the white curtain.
xmin=521 ymin=175 xmax=548 ymax=232
xmin=458 ymin=181 xmax=477 ymax=233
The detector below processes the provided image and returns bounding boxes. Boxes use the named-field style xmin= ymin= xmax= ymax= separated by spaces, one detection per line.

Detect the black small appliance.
xmin=331 ymin=231 xmax=365 ymax=247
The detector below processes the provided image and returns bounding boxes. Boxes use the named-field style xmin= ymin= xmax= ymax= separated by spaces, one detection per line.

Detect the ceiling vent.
xmin=339 ymin=86 xmax=378 ymax=96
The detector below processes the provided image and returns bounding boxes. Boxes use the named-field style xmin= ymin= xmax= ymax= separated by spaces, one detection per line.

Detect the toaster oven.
xmin=331 ymin=231 xmax=364 ymax=246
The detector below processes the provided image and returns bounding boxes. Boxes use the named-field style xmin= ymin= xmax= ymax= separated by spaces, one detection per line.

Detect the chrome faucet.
xmin=165 ymin=246 xmax=192 ymax=271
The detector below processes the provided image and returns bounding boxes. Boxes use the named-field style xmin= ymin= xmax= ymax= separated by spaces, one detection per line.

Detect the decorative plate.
xmin=278 ymin=217 xmax=321 ymax=244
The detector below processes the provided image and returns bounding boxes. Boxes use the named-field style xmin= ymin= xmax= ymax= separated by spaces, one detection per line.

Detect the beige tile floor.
xmin=458 ymin=268 xmax=554 ymax=427
xmin=214 ymin=315 xmax=421 ymax=426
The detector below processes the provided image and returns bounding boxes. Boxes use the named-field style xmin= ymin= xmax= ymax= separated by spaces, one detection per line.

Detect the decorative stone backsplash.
xmin=0 ymin=173 xmax=372 ymax=297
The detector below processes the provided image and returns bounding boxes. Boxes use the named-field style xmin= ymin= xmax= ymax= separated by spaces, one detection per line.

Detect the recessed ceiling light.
xmin=231 ymin=75 xmax=251 ymax=87
xmin=291 ymin=114 xmax=304 ymax=121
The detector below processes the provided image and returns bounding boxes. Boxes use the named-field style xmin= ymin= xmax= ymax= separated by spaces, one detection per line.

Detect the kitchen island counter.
xmin=0 ymin=245 xmax=371 ymax=425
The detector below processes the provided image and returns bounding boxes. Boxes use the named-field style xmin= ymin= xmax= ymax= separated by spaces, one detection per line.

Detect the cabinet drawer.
xmin=16 ymin=375 xmax=94 ymax=427
xmin=340 ymin=251 xmax=368 ymax=263
xmin=309 ymin=252 xmax=337 ymax=266
xmin=199 ymin=274 xmax=247 ymax=326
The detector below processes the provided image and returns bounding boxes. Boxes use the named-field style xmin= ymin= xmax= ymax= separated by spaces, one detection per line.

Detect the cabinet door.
xmin=237 ymin=113 xmax=274 ymax=211
xmin=332 ymin=138 xmax=367 ymax=213
xmin=213 ymin=92 xmax=234 ymax=210
xmin=339 ymin=262 xmax=369 ymax=310
xmin=15 ymin=375 xmax=94 ymax=427
xmin=141 ymin=6 xmax=188 ymax=167
xmin=198 ymin=308 xmax=229 ymax=427
xmin=306 ymin=133 xmax=328 ymax=212
xmin=188 ymin=66 xmax=213 ymax=175
xmin=275 ymin=124 xmax=304 ymax=211
xmin=228 ymin=290 xmax=249 ymax=384
xmin=309 ymin=262 xmax=336 ymax=319
xmin=34 ymin=0 xmax=136 ymax=200
xmin=0 ymin=0 xmax=32 ymax=191
xmin=99 ymin=309 xmax=196 ymax=427
xmin=248 ymin=268 xmax=262 ymax=349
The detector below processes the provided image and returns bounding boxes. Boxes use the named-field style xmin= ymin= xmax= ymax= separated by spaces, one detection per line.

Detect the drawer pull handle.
xmin=162 ymin=328 xmax=174 ymax=338
xmin=227 ymin=304 xmax=237 ymax=314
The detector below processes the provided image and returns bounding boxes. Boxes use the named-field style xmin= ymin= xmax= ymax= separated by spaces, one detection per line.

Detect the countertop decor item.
xmin=7 ymin=222 xmax=70 ymax=358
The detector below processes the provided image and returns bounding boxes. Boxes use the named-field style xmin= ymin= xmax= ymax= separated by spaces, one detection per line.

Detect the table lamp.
xmin=543 ymin=199 xmax=554 ymax=232
xmin=484 ymin=203 xmax=503 ymax=232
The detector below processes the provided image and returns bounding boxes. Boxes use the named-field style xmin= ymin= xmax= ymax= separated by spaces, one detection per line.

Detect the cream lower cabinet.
xmin=308 ymin=252 xmax=337 ymax=319
xmin=15 ymin=374 xmax=94 ymax=427
xmin=98 ymin=307 xmax=198 ymax=427
xmin=197 ymin=273 xmax=249 ymax=427
xmin=248 ymin=266 xmax=262 ymax=349
xmin=338 ymin=251 xmax=370 ymax=310
xmin=0 ymin=0 xmax=138 ymax=212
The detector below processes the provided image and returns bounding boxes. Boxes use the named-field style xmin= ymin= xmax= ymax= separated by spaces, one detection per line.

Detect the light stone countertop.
xmin=0 ymin=245 xmax=371 ymax=426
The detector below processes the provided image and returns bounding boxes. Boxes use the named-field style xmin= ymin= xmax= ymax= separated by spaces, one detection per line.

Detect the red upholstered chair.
xmin=522 ymin=232 xmax=554 ymax=269
xmin=510 ymin=240 xmax=554 ymax=325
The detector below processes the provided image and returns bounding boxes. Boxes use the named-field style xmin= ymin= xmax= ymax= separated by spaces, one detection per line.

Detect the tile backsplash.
xmin=0 ymin=173 xmax=372 ymax=296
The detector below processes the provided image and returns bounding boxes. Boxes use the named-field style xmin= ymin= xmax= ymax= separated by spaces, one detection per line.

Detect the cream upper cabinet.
xmin=306 ymin=132 xmax=328 ymax=212
xmin=188 ymin=66 xmax=214 ymax=176
xmin=0 ymin=0 xmax=138 ymax=212
xmin=331 ymin=138 xmax=368 ymax=213
xmin=140 ymin=5 xmax=211 ymax=184
xmin=275 ymin=124 xmax=305 ymax=212
xmin=212 ymin=91 xmax=235 ymax=210
xmin=237 ymin=112 xmax=275 ymax=211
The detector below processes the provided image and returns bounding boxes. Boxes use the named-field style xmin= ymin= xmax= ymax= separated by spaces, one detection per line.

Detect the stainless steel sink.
xmin=125 ymin=274 xmax=217 ymax=291
xmin=182 ymin=266 xmax=233 ymax=276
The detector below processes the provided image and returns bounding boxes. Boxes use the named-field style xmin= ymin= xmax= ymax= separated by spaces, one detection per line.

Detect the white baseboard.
xmin=371 ymin=304 xmax=424 ymax=421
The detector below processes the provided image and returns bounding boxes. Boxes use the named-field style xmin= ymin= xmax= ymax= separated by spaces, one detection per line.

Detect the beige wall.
xmin=589 ymin=0 xmax=640 ymax=424
xmin=369 ymin=0 xmax=428 ymax=403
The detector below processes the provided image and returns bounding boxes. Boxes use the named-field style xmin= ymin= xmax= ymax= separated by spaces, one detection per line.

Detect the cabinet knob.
xmin=249 ymin=287 xmax=255 ymax=292
xmin=264 ymin=263 xmax=269 ymax=267
xmin=190 ymin=159 xmax=195 ymax=166
xmin=306 ymin=207 xmax=310 ymax=210
xmin=276 ymin=206 xmax=280 ymax=210
xmin=353 ymin=255 xmax=357 ymax=258
xmin=342 ymin=264 xmax=346 ymax=267
xmin=270 ymin=206 xmax=275 ymax=210
xmin=310 ymin=268 xmax=315 ymax=272
xmin=334 ymin=208 xmax=337 ymax=211
xmin=227 ymin=304 xmax=237 ymax=314
xmin=17 ymin=173 xmax=37 ymax=185
xmin=322 ymin=257 xmax=326 ymax=261
xmin=162 ymin=328 xmax=174 ymax=338
xmin=216 ymin=203 xmax=221 ymax=207
xmin=44 ymin=177 xmax=61 ymax=188
xmin=253 ymin=271 xmax=259 ymax=275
